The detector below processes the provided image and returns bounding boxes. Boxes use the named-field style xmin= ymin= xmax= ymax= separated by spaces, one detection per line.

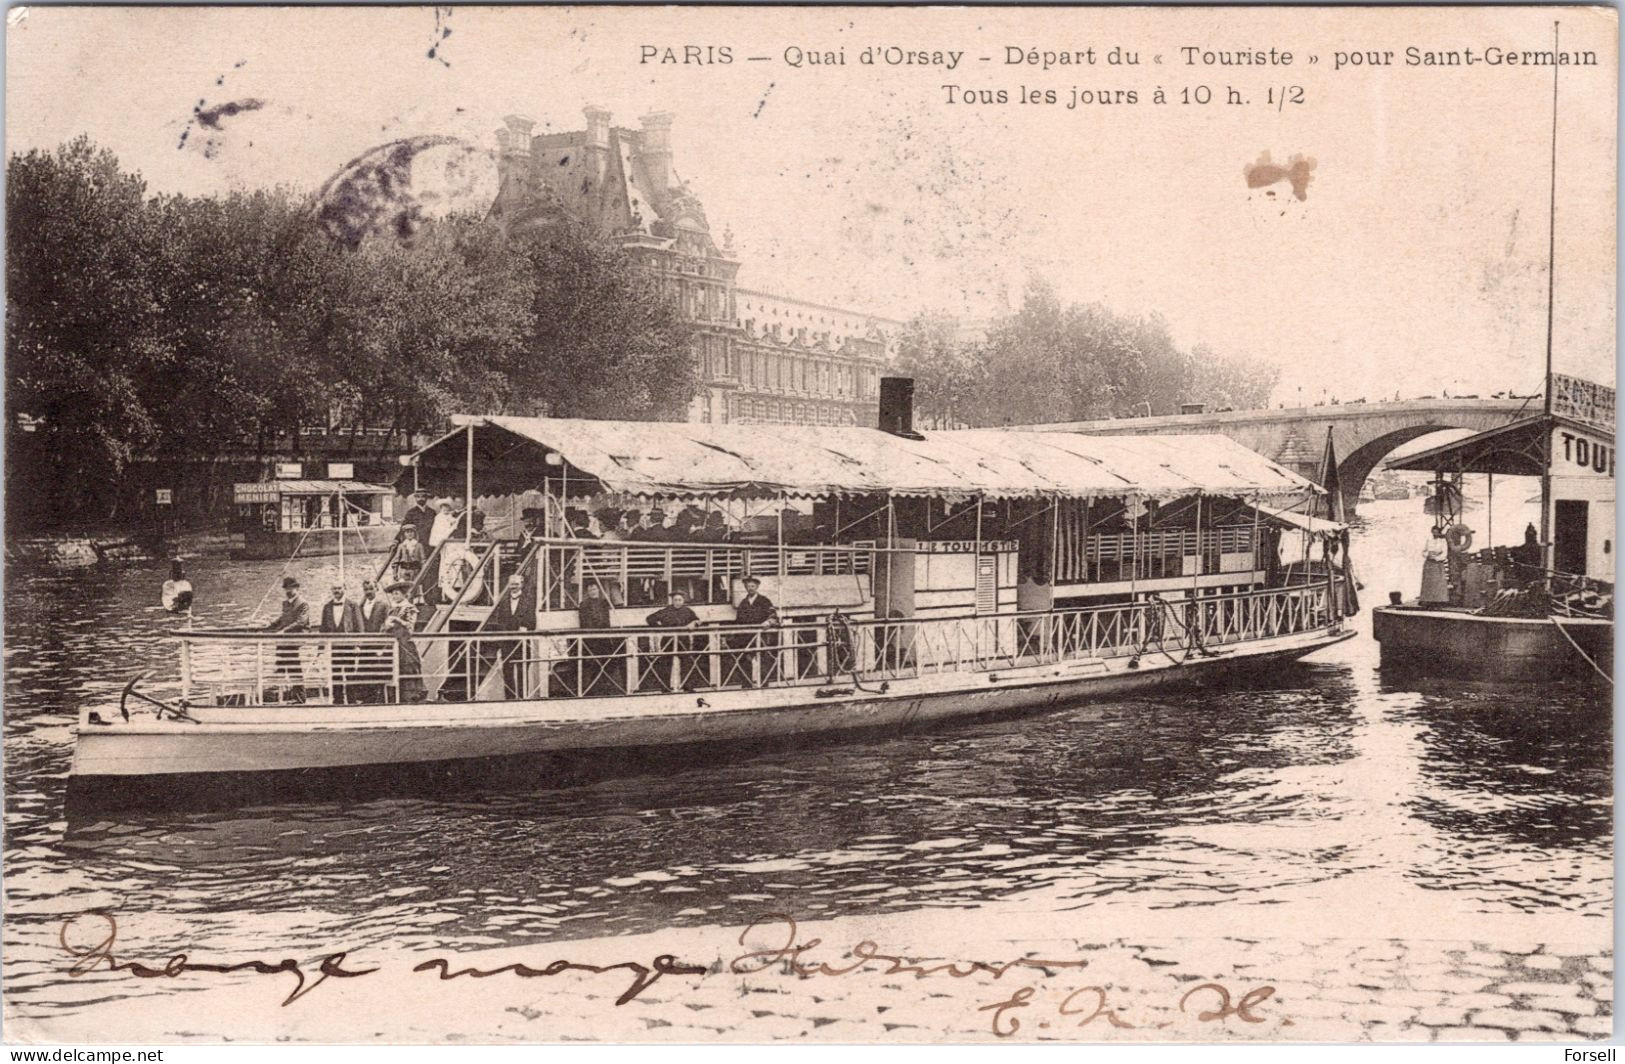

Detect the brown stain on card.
xmin=1243 ymin=151 xmax=1315 ymax=201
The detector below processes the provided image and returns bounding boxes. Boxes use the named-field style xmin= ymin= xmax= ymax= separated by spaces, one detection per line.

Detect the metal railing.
xmin=542 ymin=539 xmax=873 ymax=610
xmin=172 ymin=581 xmax=1340 ymax=709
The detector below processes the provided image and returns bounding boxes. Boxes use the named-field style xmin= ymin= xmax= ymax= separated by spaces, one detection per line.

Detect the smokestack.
xmin=879 ymin=377 xmax=925 ymax=441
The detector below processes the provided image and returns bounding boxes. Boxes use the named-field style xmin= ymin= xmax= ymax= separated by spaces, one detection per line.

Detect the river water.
xmin=2 ymin=493 xmax=1611 ymax=1023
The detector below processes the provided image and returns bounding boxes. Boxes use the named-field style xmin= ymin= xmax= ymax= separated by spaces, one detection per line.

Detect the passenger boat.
xmin=229 ymin=478 xmax=400 ymax=560
xmin=69 ymin=382 xmax=1355 ymax=806
xmin=1372 ymin=373 xmax=1614 ymax=683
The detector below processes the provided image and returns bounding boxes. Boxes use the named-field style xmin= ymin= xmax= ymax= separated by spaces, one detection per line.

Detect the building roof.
xmin=408 ymin=415 xmax=1318 ymax=502
xmin=1385 ymin=412 xmax=1611 ymax=477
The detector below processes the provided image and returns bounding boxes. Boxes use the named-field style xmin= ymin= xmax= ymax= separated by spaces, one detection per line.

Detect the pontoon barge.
xmin=1373 ymin=374 xmax=1614 ymax=683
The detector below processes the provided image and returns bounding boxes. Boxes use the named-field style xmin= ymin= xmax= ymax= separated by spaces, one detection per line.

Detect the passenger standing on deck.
xmin=576 ymin=583 xmax=620 ymax=695
xmin=397 ymin=490 xmax=436 ymax=548
xmin=266 ymin=576 xmax=311 ymax=703
xmin=393 ymin=526 xmax=425 ymax=587
xmin=352 ymin=579 xmax=390 ymax=703
xmin=318 ymin=583 xmax=361 ymax=703
xmin=645 ymin=591 xmax=701 ymax=691
xmin=518 ymin=508 xmax=543 ymax=550
xmin=384 ymin=582 xmax=427 ymax=702
xmin=429 ymin=499 xmax=459 ymax=550
xmin=730 ymin=576 xmax=778 ymax=686
xmin=484 ymin=575 xmax=532 ymax=699
xmin=1512 ymin=523 xmax=1543 ymax=581
xmin=1420 ymin=526 xmax=1450 ymax=604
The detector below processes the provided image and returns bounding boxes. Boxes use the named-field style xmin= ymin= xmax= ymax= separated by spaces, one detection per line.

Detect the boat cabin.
xmin=230 ymin=479 xmax=399 ymax=560
xmin=388 ymin=411 xmax=1345 ymax=643
xmin=1386 ymin=404 xmax=1615 ymax=607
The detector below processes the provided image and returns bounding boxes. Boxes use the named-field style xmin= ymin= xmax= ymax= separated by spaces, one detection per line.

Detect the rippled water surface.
xmin=4 ymin=497 xmax=1611 ymax=1017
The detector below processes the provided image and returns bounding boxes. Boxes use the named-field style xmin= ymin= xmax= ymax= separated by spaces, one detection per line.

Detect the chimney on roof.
xmin=639 ymin=111 xmax=675 ymax=196
xmin=498 ymin=115 xmax=535 ymax=159
xmin=583 ymin=105 xmax=611 ymax=149
xmin=879 ymin=378 xmax=925 ymax=441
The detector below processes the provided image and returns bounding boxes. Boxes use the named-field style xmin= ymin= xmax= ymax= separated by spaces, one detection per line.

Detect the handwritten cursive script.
xmin=60 ymin=911 xmax=376 ymax=1007
xmin=978 ymin=978 xmax=1281 ymax=1036
xmin=412 ymin=954 xmax=706 ymax=1006
xmin=730 ymin=912 xmax=1090 ymax=981
xmin=60 ymin=911 xmax=708 ymax=1009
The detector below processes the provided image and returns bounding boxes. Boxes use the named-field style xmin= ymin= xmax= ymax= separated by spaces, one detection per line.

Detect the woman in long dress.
xmin=385 ymin=582 xmax=427 ymax=702
xmin=1419 ymin=527 xmax=1450 ymax=604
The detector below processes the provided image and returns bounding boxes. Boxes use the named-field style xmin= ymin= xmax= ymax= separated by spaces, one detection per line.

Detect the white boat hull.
xmin=70 ymin=627 xmax=1352 ymax=790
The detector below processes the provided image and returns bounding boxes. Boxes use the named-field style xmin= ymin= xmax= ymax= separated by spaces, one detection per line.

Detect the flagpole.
xmin=1539 ymin=19 xmax=1560 ymax=580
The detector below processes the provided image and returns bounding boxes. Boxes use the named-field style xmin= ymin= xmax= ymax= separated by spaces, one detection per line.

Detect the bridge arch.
xmin=1025 ymin=398 xmax=1535 ymax=517
xmin=1335 ymin=425 xmax=1473 ymax=514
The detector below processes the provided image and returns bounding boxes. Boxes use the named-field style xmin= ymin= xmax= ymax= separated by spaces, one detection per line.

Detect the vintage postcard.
xmin=3 ymin=3 xmax=1615 ymax=1047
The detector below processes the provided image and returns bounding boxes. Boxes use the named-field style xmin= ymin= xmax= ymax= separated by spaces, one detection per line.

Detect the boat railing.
xmin=170 ymin=580 xmax=1340 ymax=709
xmin=539 ymin=538 xmax=873 ymax=610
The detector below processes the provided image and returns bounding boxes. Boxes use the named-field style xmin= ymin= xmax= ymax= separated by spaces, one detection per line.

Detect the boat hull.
xmin=69 ymin=627 xmax=1353 ymax=807
xmin=1372 ymin=604 xmax=1612 ymax=682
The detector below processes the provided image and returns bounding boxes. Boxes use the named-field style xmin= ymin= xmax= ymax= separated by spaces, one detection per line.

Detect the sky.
xmin=7 ymin=5 xmax=1617 ymax=406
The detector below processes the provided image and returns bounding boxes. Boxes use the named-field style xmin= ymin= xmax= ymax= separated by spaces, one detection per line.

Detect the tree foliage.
xmin=897 ymin=279 xmax=1279 ymax=427
xmin=5 ymin=138 xmax=695 ymax=526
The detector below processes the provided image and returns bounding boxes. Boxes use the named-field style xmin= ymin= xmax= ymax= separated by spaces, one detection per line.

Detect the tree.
xmin=895 ymin=312 xmax=986 ymax=427
xmin=891 ymin=278 xmax=1280 ymax=427
xmin=6 ymin=138 xmax=164 ymax=521
xmin=504 ymin=224 xmax=695 ymax=420
xmin=6 ymin=138 xmax=699 ymax=529
xmin=1187 ymin=344 xmax=1279 ymax=411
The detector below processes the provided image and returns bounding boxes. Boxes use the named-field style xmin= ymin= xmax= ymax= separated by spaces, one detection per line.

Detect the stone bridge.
xmin=1028 ymin=398 xmax=1537 ymax=514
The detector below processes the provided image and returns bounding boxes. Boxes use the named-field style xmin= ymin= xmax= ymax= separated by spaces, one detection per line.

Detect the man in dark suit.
xmin=266 ymin=576 xmax=311 ymax=703
xmin=484 ymin=575 xmax=531 ymax=698
xmin=318 ymin=583 xmax=361 ymax=703
xmin=397 ymin=490 xmax=436 ymax=547
xmin=351 ymin=579 xmax=391 ymax=702
xmin=729 ymin=576 xmax=779 ymax=686
xmin=644 ymin=591 xmax=701 ymax=692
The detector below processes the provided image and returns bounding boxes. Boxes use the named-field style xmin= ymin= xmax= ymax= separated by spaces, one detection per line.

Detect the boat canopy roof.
xmin=1385 ymin=413 xmax=1611 ymax=477
xmin=404 ymin=414 xmax=1319 ymax=502
xmin=1252 ymin=504 xmax=1346 ymax=537
xmin=233 ymin=479 xmax=395 ymax=501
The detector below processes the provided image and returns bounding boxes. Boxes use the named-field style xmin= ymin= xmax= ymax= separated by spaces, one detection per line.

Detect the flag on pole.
xmin=1319 ymin=427 xmax=1360 ymax=614
xmin=1319 ymin=426 xmax=1345 ymax=524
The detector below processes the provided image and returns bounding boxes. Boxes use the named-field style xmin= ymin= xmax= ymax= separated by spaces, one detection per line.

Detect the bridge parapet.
xmin=1020 ymin=397 xmax=1539 ymax=514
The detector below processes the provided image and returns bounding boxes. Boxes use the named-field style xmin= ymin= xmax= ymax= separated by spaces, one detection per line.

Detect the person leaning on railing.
xmin=645 ymin=591 xmax=702 ymax=692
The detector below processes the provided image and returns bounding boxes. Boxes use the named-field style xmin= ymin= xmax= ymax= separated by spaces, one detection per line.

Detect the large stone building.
xmin=490 ymin=107 xmax=903 ymax=426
